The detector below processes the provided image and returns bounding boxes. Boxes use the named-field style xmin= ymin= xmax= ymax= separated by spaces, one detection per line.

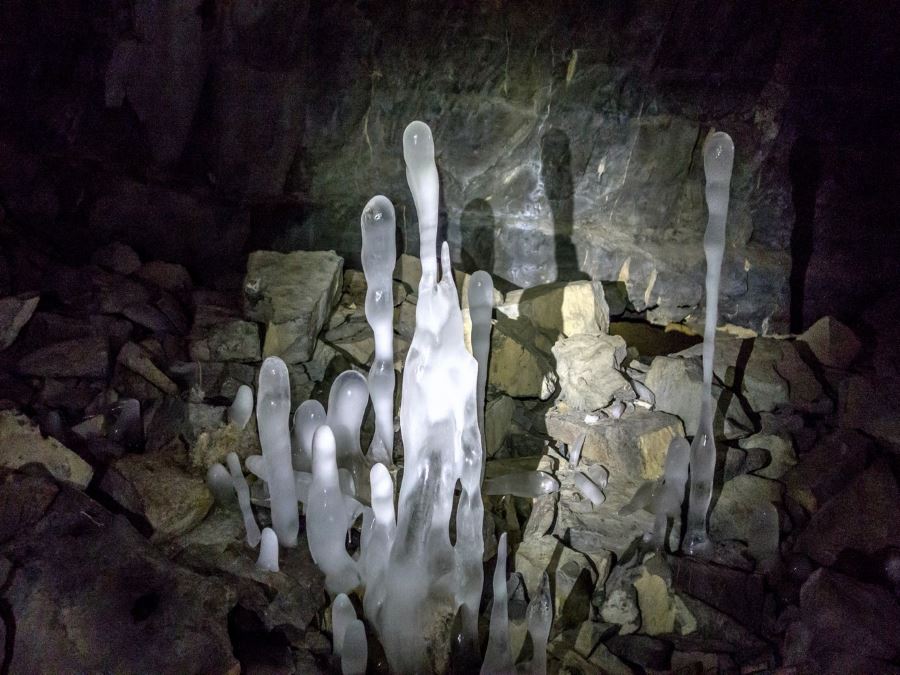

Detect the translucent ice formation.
xmin=332 ymin=593 xmax=356 ymax=658
xmin=525 ymin=571 xmax=552 ymax=675
xmin=292 ymin=399 xmax=326 ymax=473
xmin=256 ymin=527 xmax=279 ymax=572
xmin=226 ymin=451 xmax=261 ymax=547
xmin=483 ymin=471 xmax=560 ymax=498
xmin=573 ymin=471 xmax=605 ymax=506
xmin=568 ymin=432 xmax=585 ymax=469
xmin=361 ymin=195 xmax=397 ymax=466
xmin=206 ymin=463 xmax=234 ymax=505
xmin=341 ymin=620 xmax=368 ymax=675
xmin=257 ymin=357 xmax=299 ymax=547
xmin=468 ymin=269 xmax=494 ymax=480
xmin=404 ymin=121 xmax=440 ymax=282
xmin=307 ymin=424 xmax=360 ymax=594
xmin=229 ymin=384 xmax=253 ymax=430
xmin=685 ymin=131 xmax=734 ymax=556
xmin=326 ymin=370 xmax=371 ymax=496
xmin=361 ymin=463 xmax=395 ymax=620
xmin=481 ymin=532 xmax=514 ymax=675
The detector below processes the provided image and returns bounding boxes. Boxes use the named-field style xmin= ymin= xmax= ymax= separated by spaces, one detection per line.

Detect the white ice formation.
xmin=360 ymin=462 xmax=395 ymax=620
xmin=468 ymin=269 xmax=494 ymax=480
xmin=257 ymin=357 xmax=299 ymax=547
xmin=341 ymin=620 xmax=368 ymax=675
xmin=292 ymin=399 xmax=325 ymax=473
xmin=256 ymin=527 xmax=279 ymax=572
xmin=684 ymin=131 xmax=734 ymax=556
xmin=483 ymin=471 xmax=560 ymax=498
xmin=573 ymin=471 xmax=606 ymax=506
xmin=568 ymin=432 xmax=585 ymax=468
xmin=326 ymin=370 xmax=371 ymax=498
xmin=226 ymin=451 xmax=261 ymax=547
xmin=206 ymin=463 xmax=234 ymax=505
xmin=481 ymin=532 xmax=514 ymax=675
xmin=525 ymin=571 xmax=552 ymax=675
xmin=361 ymin=195 xmax=397 ymax=466
xmin=229 ymin=384 xmax=253 ymax=430
xmin=331 ymin=593 xmax=356 ymax=659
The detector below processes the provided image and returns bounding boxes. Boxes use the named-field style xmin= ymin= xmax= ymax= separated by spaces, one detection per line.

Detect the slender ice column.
xmin=332 ymin=593 xmax=356 ymax=658
xmin=525 ymin=571 xmax=552 ymax=675
xmin=257 ymin=357 xmax=299 ymax=547
xmin=341 ymin=620 xmax=368 ymax=675
xmin=573 ymin=471 xmax=605 ymax=506
xmin=307 ymin=424 xmax=360 ymax=594
xmin=403 ymin=121 xmax=440 ymax=285
xmin=684 ymin=131 xmax=734 ymax=556
xmin=361 ymin=195 xmax=397 ymax=466
xmin=481 ymin=532 xmax=514 ymax=675
xmin=229 ymin=384 xmax=253 ymax=430
xmin=206 ymin=463 xmax=234 ymax=505
xmin=361 ymin=463 xmax=395 ymax=619
xmin=256 ymin=527 xmax=279 ymax=572
xmin=327 ymin=370 xmax=371 ymax=494
xmin=226 ymin=451 xmax=261 ymax=547
xmin=649 ymin=436 xmax=690 ymax=549
xmin=468 ymin=269 xmax=494 ymax=482
xmin=483 ymin=471 xmax=560 ymax=498
xmin=292 ymin=399 xmax=326 ymax=473
xmin=568 ymin=432 xmax=585 ymax=469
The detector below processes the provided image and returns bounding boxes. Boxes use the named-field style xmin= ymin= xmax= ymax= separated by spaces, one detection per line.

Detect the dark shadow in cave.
xmin=459 ymin=198 xmax=496 ymax=275
xmin=788 ymin=135 xmax=823 ymax=333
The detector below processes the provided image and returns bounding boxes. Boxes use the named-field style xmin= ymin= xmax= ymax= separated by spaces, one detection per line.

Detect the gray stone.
xmin=135 ymin=260 xmax=193 ymax=292
xmin=121 ymin=303 xmax=174 ymax=333
xmin=17 ymin=337 xmax=110 ymax=378
xmin=243 ymin=250 xmax=343 ymax=363
xmin=92 ymin=269 xmax=152 ymax=314
xmin=709 ymin=474 xmax=782 ymax=562
xmin=499 ymin=280 xmax=609 ymax=338
xmin=189 ymin=305 xmax=260 ymax=362
xmin=168 ymin=361 xmax=256 ymax=402
xmin=91 ymin=242 xmax=141 ymax=275
xmin=552 ymin=333 xmax=633 ymax=411
xmin=838 ymin=375 xmax=900 ymax=447
xmin=117 ymin=342 xmax=178 ymax=395
xmin=783 ymin=429 xmax=870 ymax=513
xmin=0 ymin=293 xmax=39 ymax=350
xmin=478 ymin=315 xmax=557 ymax=399
xmin=798 ymin=316 xmax=861 ymax=369
xmin=484 ymin=395 xmax=515 ymax=458
xmin=794 ymin=459 xmax=900 ymax=566
xmin=739 ymin=431 xmax=796 ymax=479
xmin=671 ymin=557 xmax=767 ymax=634
xmin=0 ymin=411 xmax=93 ymax=489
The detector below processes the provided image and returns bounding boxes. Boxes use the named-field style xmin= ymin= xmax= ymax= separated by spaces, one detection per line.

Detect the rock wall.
xmin=1 ymin=0 xmax=898 ymax=332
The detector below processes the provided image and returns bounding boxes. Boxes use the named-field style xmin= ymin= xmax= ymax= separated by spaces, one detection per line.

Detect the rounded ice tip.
xmin=403 ymin=121 xmax=434 ymax=162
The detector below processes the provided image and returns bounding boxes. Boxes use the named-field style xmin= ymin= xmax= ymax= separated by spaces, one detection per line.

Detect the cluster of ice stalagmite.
xmin=481 ymin=532 xmax=514 ymax=674
xmin=360 ymin=195 xmax=397 ymax=465
xmin=684 ymin=131 xmax=734 ymax=555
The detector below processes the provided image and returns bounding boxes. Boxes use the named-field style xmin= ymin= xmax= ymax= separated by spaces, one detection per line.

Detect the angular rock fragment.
xmin=91 ymin=241 xmax=141 ymax=275
xmin=0 ymin=292 xmax=39 ymax=350
xmin=552 ymin=333 xmax=633 ymax=411
xmin=117 ymin=341 xmax=178 ymax=395
xmin=0 ymin=411 xmax=93 ymax=489
xmin=499 ymin=280 xmax=609 ymax=337
xmin=17 ymin=336 xmax=110 ymax=378
xmin=798 ymin=316 xmax=861 ymax=369
xmin=189 ymin=305 xmax=260 ymax=362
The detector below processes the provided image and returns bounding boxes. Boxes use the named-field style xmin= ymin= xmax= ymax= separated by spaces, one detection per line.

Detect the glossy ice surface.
xmin=229 ymin=384 xmax=253 ymax=430
xmin=256 ymin=527 xmax=279 ymax=572
xmin=483 ymin=471 xmax=560 ymax=498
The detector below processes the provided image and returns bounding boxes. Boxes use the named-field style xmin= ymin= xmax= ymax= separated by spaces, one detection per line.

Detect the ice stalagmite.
xmin=326 ymin=370 xmax=371 ymax=496
xmin=292 ymin=399 xmax=326 ymax=473
xmin=256 ymin=527 xmax=279 ymax=572
xmin=468 ymin=269 xmax=494 ymax=481
xmin=206 ymin=463 xmax=234 ymax=505
xmin=684 ymin=131 xmax=734 ymax=556
xmin=332 ymin=593 xmax=356 ymax=659
xmin=229 ymin=384 xmax=253 ymax=429
xmin=257 ymin=357 xmax=299 ymax=547
xmin=307 ymin=424 xmax=360 ymax=594
xmin=649 ymin=436 xmax=690 ymax=548
xmin=483 ymin=471 xmax=559 ymax=498
xmin=481 ymin=532 xmax=514 ymax=675
xmin=361 ymin=195 xmax=397 ymax=465
xmin=341 ymin=620 xmax=368 ymax=675
xmin=361 ymin=463 xmax=395 ymax=620
xmin=526 ymin=571 xmax=552 ymax=675
xmin=226 ymin=451 xmax=261 ymax=547
xmin=403 ymin=121 xmax=440 ymax=283
xmin=573 ymin=471 xmax=605 ymax=506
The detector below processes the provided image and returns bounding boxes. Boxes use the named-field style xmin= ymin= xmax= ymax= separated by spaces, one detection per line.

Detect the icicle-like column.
xmin=341 ymin=620 xmax=368 ymax=675
xmin=361 ymin=463 xmax=395 ymax=620
xmin=481 ymin=532 xmax=514 ymax=675
xmin=526 ymin=571 xmax=552 ymax=675
xmin=293 ymin=399 xmax=326 ymax=473
xmin=226 ymin=451 xmax=261 ymax=547
xmin=649 ymin=436 xmax=690 ymax=549
xmin=361 ymin=195 xmax=397 ymax=465
xmin=468 ymin=269 xmax=494 ymax=481
xmin=332 ymin=593 xmax=356 ymax=659
xmin=206 ymin=463 xmax=234 ymax=505
xmin=257 ymin=357 xmax=299 ymax=547
xmin=229 ymin=384 xmax=253 ymax=429
xmin=483 ymin=471 xmax=559 ymax=498
xmin=256 ymin=528 xmax=280 ymax=572
xmin=684 ymin=131 xmax=734 ymax=555
xmin=326 ymin=370 xmax=371 ymax=494
xmin=403 ymin=121 xmax=440 ymax=283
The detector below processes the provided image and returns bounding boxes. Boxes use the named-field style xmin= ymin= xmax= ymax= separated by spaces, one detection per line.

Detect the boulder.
xmin=91 ymin=242 xmax=141 ymax=275
xmin=189 ymin=305 xmax=260 ymax=363
xmin=552 ymin=333 xmax=633 ymax=411
xmin=838 ymin=374 xmax=900 ymax=447
xmin=798 ymin=316 xmax=861 ymax=369
xmin=0 ymin=293 xmax=39 ymax=350
xmin=168 ymin=361 xmax=256 ymax=402
xmin=0 ymin=411 xmax=93 ymax=489
xmin=17 ymin=336 xmax=110 ymax=378
xmin=484 ymin=395 xmax=515 ymax=458
xmin=482 ymin=315 xmax=557 ymax=399
xmin=243 ymin=250 xmax=343 ymax=364
xmin=117 ymin=342 xmax=178 ymax=395
xmin=709 ymin=474 xmax=782 ymax=562
xmin=738 ymin=431 xmax=796 ymax=480
xmin=783 ymin=429 xmax=870 ymax=512
xmin=499 ymin=280 xmax=609 ymax=337
xmin=135 ymin=260 xmax=193 ymax=292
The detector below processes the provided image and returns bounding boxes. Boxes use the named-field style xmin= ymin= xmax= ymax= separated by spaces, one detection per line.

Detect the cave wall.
xmin=0 ymin=0 xmax=898 ymax=333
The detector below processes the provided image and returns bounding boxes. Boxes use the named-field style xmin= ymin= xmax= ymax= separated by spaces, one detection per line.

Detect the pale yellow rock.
xmin=0 ymin=410 xmax=93 ymax=489
xmin=633 ymin=568 xmax=675 ymax=635
xmin=499 ymin=280 xmax=608 ymax=337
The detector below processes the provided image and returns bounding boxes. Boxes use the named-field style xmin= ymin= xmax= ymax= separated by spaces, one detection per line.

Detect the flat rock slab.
xmin=189 ymin=304 xmax=260 ymax=362
xmin=17 ymin=336 xmax=110 ymax=378
xmin=0 ymin=410 xmax=93 ymax=488
xmin=546 ymin=406 xmax=684 ymax=482
xmin=499 ymin=280 xmax=609 ymax=337
xmin=0 ymin=293 xmax=39 ymax=350
xmin=1 ymin=480 xmax=239 ymax=674
xmin=243 ymin=250 xmax=343 ymax=364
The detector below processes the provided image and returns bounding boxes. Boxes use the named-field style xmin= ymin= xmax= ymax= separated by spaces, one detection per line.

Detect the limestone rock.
xmin=117 ymin=342 xmax=178 ymax=395
xmin=709 ymin=475 xmax=782 ymax=562
xmin=135 ymin=260 xmax=193 ymax=292
xmin=91 ymin=242 xmax=141 ymax=275
xmin=168 ymin=361 xmax=256 ymax=402
xmin=793 ymin=459 xmax=900 ymax=566
xmin=799 ymin=316 xmax=861 ymax=369
xmin=100 ymin=449 xmax=214 ymax=541
xmin=17 ymin=336 xmax=110 ymax=378
xmin=783 ymin=429 xmax=870 ymax=513
xmin=0 ymin=411 xmax=93 ymax=489
xmin=484 ymin=395 xmax=515 ymax=458
xmin=546 ymin=407 xmax=683 ymax=482
xmin=553 ymin=333 xmax=633 ymax=411
xmin=499 ymin=280 xmax=609 ymax=337
xmin=838 ymin=375 xmax=900 ymax=446
xmin=671 ymin=557 xmax=766 ymax=634
xmin=189 ymin=305 xmax=260 ymax=362
xmin=0 ymin=293 xmax=39 ymax=350
xmin=739 ymin=431 xmax=796 ymax=480
xmin=484 ymin=315 xmax=557 ymax=399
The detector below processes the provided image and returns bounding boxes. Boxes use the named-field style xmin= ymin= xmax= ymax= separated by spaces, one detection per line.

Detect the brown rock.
xmin=0 ymin=410 xmax=93 ymax=489
xmin=17 ymin=337 xmax=110 ymax=378
xmin=0 ymin=293 xmax=39 ymax=350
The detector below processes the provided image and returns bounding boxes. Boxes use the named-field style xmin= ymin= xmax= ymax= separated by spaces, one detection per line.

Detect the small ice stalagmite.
xmin=648 ymin=436 xmax=690 ymax=548
xmin=403 ymin=120 xmax=440 ymax=284
xmin=307 ymin=424 xmax=360 ymax=594
xmin=332 ymin=593 xmax=356 ymax=659
xmin=684 ymin=131 xmax=734 ymax=556
xmin=256 ymin=527 xmax=279 ymax=572
xmin=468 ymin=270 xmax=494 ymax=481
xmin=292 ymin=399 xmax=326 ymax=472
xmin=206 ymin=463 xmax=234 ymax=505
xmin=326 ymin=370 xmax=371 ymax=495
xmin=481 ymin=532 xmax=514 ymax=675
xmin=573 ymin=471 xmax=605 ymax=506
xmin=257 ymin=357 xmax=299 ymax=547
xmin=568 ymin=432 xmax=585 ymax=469
xmin=226 ymin=451 xmax=261 ymax=547
xmin=361 ymin=463 xmax=395 ymax=619
xmin=483 ymin=471 xmax=560 ymax=498
xmin=525 ymin=571 xmax=552 ymax=675
xmin=341 ymin=619 xmax=368 ymax=675
xmin=361 ymin=195 xmax=397 ymax=466
xmin=229 ymin=384 xmax=253 ymax=430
